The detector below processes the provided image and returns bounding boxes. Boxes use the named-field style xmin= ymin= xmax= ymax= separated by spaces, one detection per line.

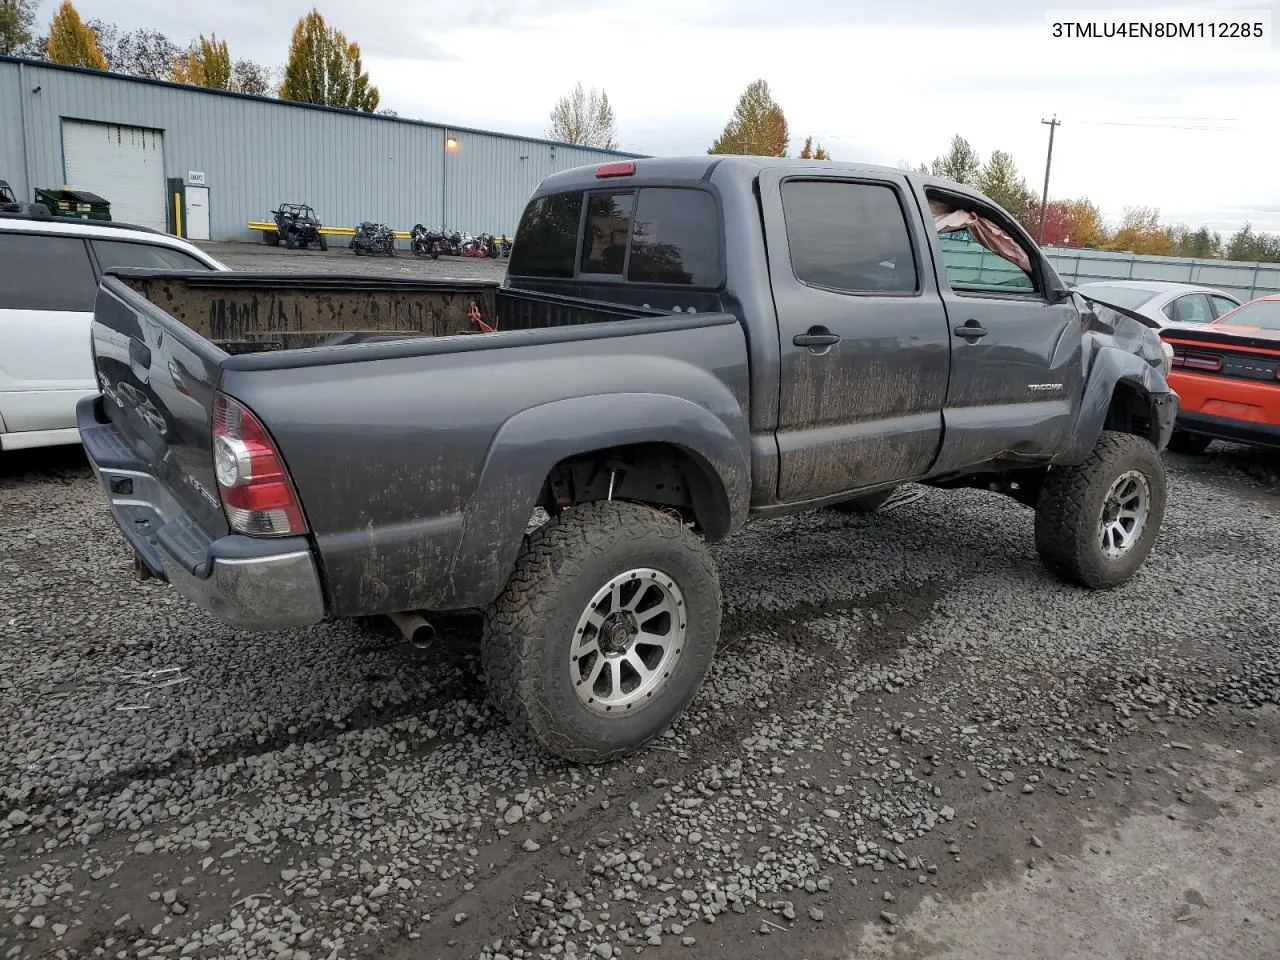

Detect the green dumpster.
xmin=34 ymin=187 xmax=112 ymax=221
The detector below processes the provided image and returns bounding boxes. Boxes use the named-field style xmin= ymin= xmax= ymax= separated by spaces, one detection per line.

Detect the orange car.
xmin=1160 ymin=293 xmax=1280 ymax=453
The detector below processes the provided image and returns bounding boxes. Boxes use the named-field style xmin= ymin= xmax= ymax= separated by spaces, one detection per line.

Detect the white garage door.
xmin=62 ymin=120 xmax=167 ymax=232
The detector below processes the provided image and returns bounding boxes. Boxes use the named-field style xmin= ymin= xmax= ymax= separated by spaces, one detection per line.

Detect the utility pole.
xmin=1038 ymin=115 xmax=1060 ymax=245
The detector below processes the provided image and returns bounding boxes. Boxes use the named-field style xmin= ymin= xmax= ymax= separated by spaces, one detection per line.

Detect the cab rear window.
xmin=509 ymin=186 xmax=720 ymax=287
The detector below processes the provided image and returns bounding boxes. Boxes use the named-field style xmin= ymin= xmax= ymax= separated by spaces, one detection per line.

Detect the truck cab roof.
xmin=533 ymin=155 xmax=996 ymax=206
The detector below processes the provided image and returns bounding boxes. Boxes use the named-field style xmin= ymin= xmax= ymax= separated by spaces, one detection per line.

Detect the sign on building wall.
xmin=187 ymin=171 xmax=206 ymax=186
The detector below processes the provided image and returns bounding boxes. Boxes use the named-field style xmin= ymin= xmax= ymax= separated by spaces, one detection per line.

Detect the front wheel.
xmin=481 ymin=501 xmax=722 ymax=763
xmin=1035 ymin=430 xmax=1166 ymax=589
xmin=318 ymin=235 xmax=329 ymax=252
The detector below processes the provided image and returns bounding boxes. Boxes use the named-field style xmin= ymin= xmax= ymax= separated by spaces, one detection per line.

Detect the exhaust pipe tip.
xmin=387 ymin=611 xmax=435 ymax=648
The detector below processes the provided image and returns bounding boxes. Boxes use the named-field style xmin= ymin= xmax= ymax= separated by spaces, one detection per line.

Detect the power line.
xmin=1077 ymin=120 xmax=1237 ymax=131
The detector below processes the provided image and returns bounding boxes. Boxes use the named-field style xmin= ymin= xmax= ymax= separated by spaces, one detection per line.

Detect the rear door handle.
xmin=953 ymin=322 xmax=988 ymax=340
xmin=794 ymin=328 xmax=841 ymax=349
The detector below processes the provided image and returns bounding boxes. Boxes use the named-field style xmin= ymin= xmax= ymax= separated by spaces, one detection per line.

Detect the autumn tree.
xmin=708 ymin=79 xmax=789 ymax=157
xmin=1105 ymin=206 xmax=1175 ymax=256
xmin=46 ymin=1 xmax=106 ymax=69
xmin=1062 ymin=198 xmax=1107 ymax=248
xmin=0 ymin=0 xmax=38 ymax=55
xmin=799 ymin=136 xmax=830 ymax=160
xmin=280 ymin=9 xmax=379 ymax=112
xmin=172 ymin=33 xmax=233 ymax=90
xmin=1039 ymin=201 xmax=1073 ymax=247
xmin=546 ymin=82 xmax=619 ymax=148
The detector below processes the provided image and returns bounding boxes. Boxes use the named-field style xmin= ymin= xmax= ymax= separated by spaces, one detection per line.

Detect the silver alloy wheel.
xmin=1098 ymin=469 xmax=1151 ymax=560
xmin=569 ymin=568 xmax=687 ymax=715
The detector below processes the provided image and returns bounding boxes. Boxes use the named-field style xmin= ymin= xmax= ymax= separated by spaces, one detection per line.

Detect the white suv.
xmin=0 ymin=212 xmax=227 ymax=452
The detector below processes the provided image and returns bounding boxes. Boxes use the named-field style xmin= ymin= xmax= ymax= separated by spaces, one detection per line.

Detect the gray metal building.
xmin=1 ymin=56 xmax=641 ymax=241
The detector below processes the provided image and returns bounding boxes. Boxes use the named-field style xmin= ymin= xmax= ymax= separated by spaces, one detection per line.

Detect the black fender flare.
xmin=1060 ymin=345 xmax=1178 ymax=463
xmin=440 ymin=392 xmax=750 ymax=609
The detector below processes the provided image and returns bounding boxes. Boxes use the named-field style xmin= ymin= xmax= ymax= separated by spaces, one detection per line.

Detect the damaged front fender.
xmin=1060 ymin=290 xmax=1179 ymax=462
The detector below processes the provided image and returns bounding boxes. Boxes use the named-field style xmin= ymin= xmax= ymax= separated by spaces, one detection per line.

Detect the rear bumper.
xmin=1176 ymin=410 xmax=1280 ymax=450
xmin=77 ymin=395 xmax=326 ymax=631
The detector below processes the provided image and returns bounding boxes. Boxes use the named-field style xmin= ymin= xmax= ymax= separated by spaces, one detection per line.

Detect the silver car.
xmin=1073 ymin=280 xmax=1242 ymax=328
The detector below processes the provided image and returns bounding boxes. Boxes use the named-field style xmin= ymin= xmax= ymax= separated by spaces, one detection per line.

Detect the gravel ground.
xmin=1 ymin=247 xmax=1278 ymax=959
xmin=2 ymin=438 xmax=1277 ymax=960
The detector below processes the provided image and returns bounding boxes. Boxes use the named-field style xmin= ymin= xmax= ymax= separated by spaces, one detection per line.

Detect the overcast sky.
xmin=32 ymin=0 xmax=1280 ymax=233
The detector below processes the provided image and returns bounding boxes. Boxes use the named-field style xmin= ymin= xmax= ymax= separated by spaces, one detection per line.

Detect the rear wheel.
xmin=318 ymin=234 xmax=329 ymax=252
xmin=829 ymin=487 xmax=898 ymax=515
xmin=263 ymin=230 xmax=280 ymax=247
xmin=481 ymin=501 xmax=721 ymax=763
xmin=1166 ymin=430 xmax=1211 ymax=455
xmin=1035 ymin=430 xmax=1166 ymax=589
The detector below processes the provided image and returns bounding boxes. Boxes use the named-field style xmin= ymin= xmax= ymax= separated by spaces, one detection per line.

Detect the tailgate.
xmin=90 ymin=275 xmax=230 ymax=538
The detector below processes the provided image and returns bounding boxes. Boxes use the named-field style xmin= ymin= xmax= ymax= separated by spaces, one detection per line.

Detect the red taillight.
xmin=595 ymin=161 xmax=635 ymax=178
xmin=212 ymin=393 xmax=307 ymax=537
xmin=1182 ymin=353 xmax=1222 ymax=372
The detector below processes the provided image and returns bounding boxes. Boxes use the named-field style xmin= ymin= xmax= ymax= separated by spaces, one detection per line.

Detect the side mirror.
xmin=1048 ymin=285 xmax=1074 ymax=304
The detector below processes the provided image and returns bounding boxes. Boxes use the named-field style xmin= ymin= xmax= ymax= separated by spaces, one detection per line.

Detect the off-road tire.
xmin=829 ymin=487 xmax=898 ymax=515
xmin=263 ymin=230 xmax=280 ymax=246
xmin=481 ymin=501 xmax=722 ymax=763
xmin=1035 ymin=430 xmax=1166 ymax=589
xmin=318 ymin=234 xmax=329 ymax=252
xmin=1166 ymin=430 xmax=1211 ymax=455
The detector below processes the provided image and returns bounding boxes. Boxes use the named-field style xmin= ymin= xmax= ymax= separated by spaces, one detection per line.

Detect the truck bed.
xmin=111 ymin=270 xmax=666 ymax=354
xmin=86 ymin=265 xmax=748 ymax=620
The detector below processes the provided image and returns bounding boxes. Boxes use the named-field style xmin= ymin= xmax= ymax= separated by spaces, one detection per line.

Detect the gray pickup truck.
xmin=79 ymin=156 xmax=1176 ymax=762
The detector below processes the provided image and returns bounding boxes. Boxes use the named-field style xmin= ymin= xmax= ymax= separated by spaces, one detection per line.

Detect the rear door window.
xmin=0 ymin=233 xmax=98 ymax=311
xmin=781 ymin=180 xmax=919 ymax=294
xmin=92 ymin=239 xmax=212 ymax=272
xmin=1165 ymin=294 xmax=1213 ymax=324
xmin=1210 ymin=294 xmax=1241 ymax=319
xmin=508 ymin=192 xmax=585 ymax=278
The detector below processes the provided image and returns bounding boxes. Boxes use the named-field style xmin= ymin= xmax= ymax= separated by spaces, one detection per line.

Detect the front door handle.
xmin=953 ymin=321 xmax=988 ymax=341
xmin=794 ymin=327 xmax=841 ymax=349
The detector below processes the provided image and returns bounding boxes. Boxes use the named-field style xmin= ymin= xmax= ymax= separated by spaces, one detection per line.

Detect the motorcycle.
xmin=351 ymin=221 xmax=396 ymax=257
xmin=498 ymin=235 xmax=513 ymax=258
xmin=436 ymin=229 xmax=462 ymax=257
xmin=410 ymin=223 xmax=443 ymax=259
xmin=460 ymin=232 xmax=488 ymax=258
